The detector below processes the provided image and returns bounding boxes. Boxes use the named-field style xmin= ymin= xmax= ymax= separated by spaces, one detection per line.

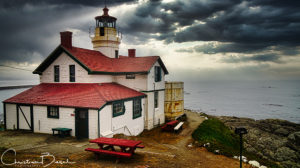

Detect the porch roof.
xmin=4 ymin=83 xmax=146 ymax=109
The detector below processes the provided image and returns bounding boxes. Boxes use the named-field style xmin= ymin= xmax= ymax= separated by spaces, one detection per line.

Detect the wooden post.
xmin=3 ymin=103 xmax=6 ymax=130
xmin=16 ymin=104 xmax=19 ymax=130
xmin=30 ymin=105 xmax=34 ymax=132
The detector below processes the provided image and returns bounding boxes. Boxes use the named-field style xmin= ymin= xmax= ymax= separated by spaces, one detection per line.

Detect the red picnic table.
xmin=161 ymin=120 xmax=179 ymax=132
xmin=85 ymin=137 xmax=144 ymax=159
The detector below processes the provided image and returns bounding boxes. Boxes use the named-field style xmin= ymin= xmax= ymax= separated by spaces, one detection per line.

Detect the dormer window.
xmin=54 ymin=65 xmax=59 ymax=82
xmin=155 ymin=66 xmax=161 ymax=82
xmin=69 ymin=65 xmax=75 ymax=82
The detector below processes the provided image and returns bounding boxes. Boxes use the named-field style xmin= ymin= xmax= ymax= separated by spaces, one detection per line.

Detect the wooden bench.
xmin=85 ymin=148 xmax=132 ymax=158
xmin=52 ymin=128 xmax=72 ymax=137
xmin=174 ymin=122 xmax=184 ymax=133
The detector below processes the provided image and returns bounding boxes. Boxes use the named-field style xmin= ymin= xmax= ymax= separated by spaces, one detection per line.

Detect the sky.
xmin=0 ymin=0 xmax=300 ymax=83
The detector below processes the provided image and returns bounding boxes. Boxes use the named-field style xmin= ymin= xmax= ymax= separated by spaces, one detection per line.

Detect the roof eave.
xmin=106 ymin=95 xmax=147 ymax=104
xmin=32 ymin=45 xmax=93 ymax=75
xmin=88 ymin=71 xmax=149 ymax=75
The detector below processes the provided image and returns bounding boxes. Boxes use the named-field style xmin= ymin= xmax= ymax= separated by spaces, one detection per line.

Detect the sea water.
xmin=0 ymin=80 xmax=299 ymax=123
xmin=0 ymin=79 xmax=38 ymax=122
xmin=184 ymin=80 xmax=300 ymax=123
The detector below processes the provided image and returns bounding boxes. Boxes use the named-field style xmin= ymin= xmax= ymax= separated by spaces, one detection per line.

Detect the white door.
xmin=18 ymin=105 xmax=32 ymax=130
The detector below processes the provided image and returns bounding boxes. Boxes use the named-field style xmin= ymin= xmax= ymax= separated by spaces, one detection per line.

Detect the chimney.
xmin=60 ymin=31 xmax=72 ymax=48
xmin=128 ymin=49 xmax=136 ymax=57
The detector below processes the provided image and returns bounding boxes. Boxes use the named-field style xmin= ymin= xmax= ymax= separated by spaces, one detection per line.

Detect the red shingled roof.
xmin=4 ymin=83 xmax=146 ymax=109
xmin=67 ymin=47 xmax=161 ymax=73
xmin=33 ymin=46 xmax=169 ymax=75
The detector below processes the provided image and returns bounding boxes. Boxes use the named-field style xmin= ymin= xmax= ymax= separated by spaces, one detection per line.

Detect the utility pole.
xmin=235 ymin=127 xmax=248 ymax=168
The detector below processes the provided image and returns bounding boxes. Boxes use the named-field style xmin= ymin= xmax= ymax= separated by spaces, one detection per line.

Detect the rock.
xmin=281 ymin=160 xmax=300 ymax=168
xmin=274 ymin=128 xmax=289 ymax=136
xmin=288 ymin=132 xmax=300 ymax=146
xmin=249 ymin=160 xmax=260 ymax=167
xmin=274 ymin=147 xmax=298 ymax=162
xmin=246 ymin=146 xmax=257 ymax=153
xmin=217 ymin=115 xmax=300 ymax=167
xmin=263 ymin=149 xmax=275 ymax=160
xmin=259 ymin=166 xmax=267 ymax=168
xmin=187 ymin=144 xmax=193 ymax=148
xmin=214 ymin=149 xmax=219 ymax=154
xmin=203 ymin=142 xmax=210 ymax=147
xmin=237 ymin=156 xmax=247 ymax=161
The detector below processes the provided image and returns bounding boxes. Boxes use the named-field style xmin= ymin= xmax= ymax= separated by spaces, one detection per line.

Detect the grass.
xmin=192 ymin=117 xmax=240 ymax=156
xmin=192 ymin=117 xmax=281 ymax=168
xmin=0 ymin=124 xmax=4 ymax=131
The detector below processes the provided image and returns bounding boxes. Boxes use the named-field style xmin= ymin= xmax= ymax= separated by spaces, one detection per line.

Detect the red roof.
xmin=33 ymin=46 xmax=168 ymax=75
xmin=4 ymin=83 xmax=146 ymax=109
xmin=67 ymin=47 xmax=162 ymax=73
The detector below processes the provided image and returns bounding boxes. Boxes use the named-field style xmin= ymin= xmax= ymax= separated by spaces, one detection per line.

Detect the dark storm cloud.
xmin=176 ymin=43 xmax=300 ymax=57
xmin=0 ymin=0 xmax=136 ymax=8
xmin=0 ymin=0 xmax=136 ymax=63
xmin=121 ymin=0 xmax=300 ymax=58
xmin=0 ymin=0 xmax=299 ymax=65
xmin=221 ymin=54 xmax=282 ymax=63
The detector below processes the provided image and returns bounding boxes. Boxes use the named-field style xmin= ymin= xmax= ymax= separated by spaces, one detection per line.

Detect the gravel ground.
xmin=0 ymin=110 xmax=251 ymax=168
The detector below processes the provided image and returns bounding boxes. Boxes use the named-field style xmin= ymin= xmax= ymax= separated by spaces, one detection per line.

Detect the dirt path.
xmin=0 ymin=110 xmax=251 ymax=168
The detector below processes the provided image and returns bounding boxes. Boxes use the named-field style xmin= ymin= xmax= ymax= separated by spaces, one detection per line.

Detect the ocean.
xmin=0 ymin=80 xmax=299 ymax=123
xmin=184 ymin=80 xmax=300 ymax=124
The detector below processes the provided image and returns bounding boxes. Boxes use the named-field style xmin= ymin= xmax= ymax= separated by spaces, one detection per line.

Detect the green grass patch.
xmin=192 ymin=117 xmax=281 ymax=168
xmin=0 ymin=124 xmax=4 ymax=131
xmin=192 ymin=117 xmax=240 ymax=156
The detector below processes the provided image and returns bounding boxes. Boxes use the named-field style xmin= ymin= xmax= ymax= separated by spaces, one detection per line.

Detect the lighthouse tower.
xmin=92 ymin=6 xmax=121 ymax=58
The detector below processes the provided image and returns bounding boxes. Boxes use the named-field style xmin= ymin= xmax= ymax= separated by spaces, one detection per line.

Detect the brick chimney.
xmin=60 ymin=31 xmax=72 ymax=48
xmin=128 ymin=49 xmax=136 ymax=57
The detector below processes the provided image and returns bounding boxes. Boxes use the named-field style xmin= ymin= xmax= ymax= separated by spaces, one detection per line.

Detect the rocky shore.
xmin=216 ymin=116 xmax=300 ymax=168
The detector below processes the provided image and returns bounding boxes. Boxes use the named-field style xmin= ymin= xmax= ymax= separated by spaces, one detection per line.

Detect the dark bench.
xmin=161 ymin=120 xmax=179 ymax=132
xmin=52 ymin=128 xmax=72 ymax=137
xmin=85 ymin=148 xmax=132 ymax=158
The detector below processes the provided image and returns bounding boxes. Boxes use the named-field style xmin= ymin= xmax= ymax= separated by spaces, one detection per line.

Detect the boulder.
xmin=288 ymin=132 xmax=300 ymax=146
xmin=274 ymin=128 xmax=289 ymax=136
xmin=249 ymin=160 xmax=260 ymax=167
xmin=274 ymin=147 xmax=298 ymax=162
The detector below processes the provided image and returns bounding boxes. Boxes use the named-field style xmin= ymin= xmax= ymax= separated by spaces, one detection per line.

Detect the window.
xmin=69 ymin=65 xmax=75 ymax=82
xmin=47 ymin=106 xmax=59 ymax=118
xmin=113 ymin=101 xmax=125 ymax=117
xmin=115 ymin=50 xmax=119 ymax=58
xmin=100 ymin=27 xmax=105 ymax=36
xmin=133 ymin=98 xmax=142 ymax=119
xmin=155 ymin=66 xmax=161 ymax=82
xmin=54 ymin=65 xmax=59 ymax=82
xmin=126 ymin=74 xmax=135 ymax=79
xmin=154 ymin=91 xmax=159 ymax=108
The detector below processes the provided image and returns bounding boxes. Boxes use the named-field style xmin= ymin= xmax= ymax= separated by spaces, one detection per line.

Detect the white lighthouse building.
xmin=3 ymin=6 xmax=168 ymax=139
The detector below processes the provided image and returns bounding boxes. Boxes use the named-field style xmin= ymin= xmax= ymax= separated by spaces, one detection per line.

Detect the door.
xmin=17 ymin=104 xmax=33 ymax=131
xmin=75 ymin=108 xmax=89 ymax=139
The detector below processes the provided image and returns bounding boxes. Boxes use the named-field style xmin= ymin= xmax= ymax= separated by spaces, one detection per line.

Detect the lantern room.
xmin=91 ymin=6 xmax=121 ymax=58
xmin=95 ymin=7 xmax=117 ymax=35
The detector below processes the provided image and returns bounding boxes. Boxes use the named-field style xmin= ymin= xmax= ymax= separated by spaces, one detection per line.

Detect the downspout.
xmin=97 ymin=103 xmax=107 ymax=138
xmin=97 ymin=109 xmax=100 ymax=138
xmin=153 ymin=82 xmax=155 ymax=127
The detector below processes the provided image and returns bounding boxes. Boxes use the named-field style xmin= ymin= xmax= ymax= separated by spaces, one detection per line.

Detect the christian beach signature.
xmin=1 ymin=148 xmax=76 ymax=167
